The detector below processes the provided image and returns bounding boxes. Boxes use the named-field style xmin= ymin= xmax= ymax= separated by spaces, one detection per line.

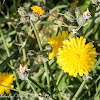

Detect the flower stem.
xmin=13 ymin=0 xmax=17 ymax=17
xmin=30 ymin=21 xmax=42 ymax=51
xmin=43 ymin=61 xmax=51 ymax=93
xmin=19 ymin=35 xmax=28 ymax=69
xmin=72 ymin=80 xmax=86 ymax=100
xmin=68 ymin=26 xmax=82 ymax=39
xmin=30 ymin=21 xmax=62 ymax=99
xmin=0 ymin=83 xmax=53 ymax=99
xmin=76 ymin=26 xmax=82 ymax=31
xmin=0 ymin=84 xmax=36 ymax=96
xmin=79 ymin=76 xmax=100 ymax=100
xmin=30 ymin=21 xmax=51 ymax=93
xmin=0 ymin=29 xmax=23 ymax=100
xmin=68 ymin=32 xmax=75 ymax=39
xmin=27 ymin=78 xmax=38 ymax=95
xmin=56 ymin=70 xmax=63 ymax=85
xmin=0 ymin=29 xmax=10 ymax=57
xmin=28 ymin=76 xmax=50 ymax=95
xmin=46 ymin=62 xmax=62 ymax=100
xmin=50 ymin=14 xmax=73 ymax=31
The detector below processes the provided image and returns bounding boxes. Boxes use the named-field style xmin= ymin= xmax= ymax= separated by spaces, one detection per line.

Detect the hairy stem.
xmin=30 ymin=21 xmax=62 ymax=99
xmin=0 ymin=29 xmax=23 ymax=100
xmin=19 ymin=35 xmax=28 ymax=69
xmin=50 ymin=14 xmax=73 ymax=31
xmin=72 ymin=80 xmax=86 ymax=100
xmin=30 ymin=21 xmax=51 ymax=93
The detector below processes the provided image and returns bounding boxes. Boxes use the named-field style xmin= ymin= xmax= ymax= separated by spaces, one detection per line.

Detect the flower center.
xmin=87 ymin=12 xmax=90 ymax=16
xmin=74 ymin=53 xmax=80 ymax=60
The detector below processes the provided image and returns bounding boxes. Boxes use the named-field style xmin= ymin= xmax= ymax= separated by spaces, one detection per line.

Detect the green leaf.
xmin=50 ymin=5 xmax=68 ymax=14
xmin=94 ymin=81 xmax=100 ymax=100
xmin=80 ymin=0 xmax=91 ymax=13
xmin=0 ymin=51 xmax=18 ymax=71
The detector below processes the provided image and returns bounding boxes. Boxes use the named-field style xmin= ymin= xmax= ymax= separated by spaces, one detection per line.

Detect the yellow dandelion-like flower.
xmin=48 ymin=31 xmax=72 ymax=59
xmin=30 ymin=6 xmax=45 ymax=15
xmin=70 ymin=0 xmax=79 ymax=8
xmin=57 ymin=36 xmax=97 ymax=77
xmin=0 ymin=72 xmax=15 ymax=94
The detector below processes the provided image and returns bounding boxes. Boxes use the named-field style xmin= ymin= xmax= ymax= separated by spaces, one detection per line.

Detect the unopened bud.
xmin=20 ymin=16 xmax=26 ymax=23
xmin=20 ymin=16 xmax=29 ymax=23
xmin=77 ymin=15 xmax=87 ymax=26
xmin=18 ymin=7 xmax=27 ymax=16
xmin=91 ymin=0 xmax=98 ymax=5
xmin=19 ymin=72 xmax=28 ymax=80
xmin=75 ymin=7 xmax=81 ymax=18
xmin=29 ymin=13 xmax=39 ymax=21
xmin=64 ymin=11 xmax=75 ymax=22
xmin=83 ymin=74 xmax=92 ymax=80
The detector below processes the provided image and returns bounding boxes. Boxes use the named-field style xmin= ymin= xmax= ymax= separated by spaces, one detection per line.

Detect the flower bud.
xmin=91 ymin=0 xmax=98 ymax=4
xmin=19 ymin=72 xmax=28 ymax=80
xmin=29 ymin=13 xmax=39 ymax=21
xmin=82 ymin=74 xmax=92 ymax=80
xmin=75 ymin=7 xmax=81 ymax=18
xmin=77 ymin=15 xmax=87 ymax=26
xmin=20 ymin=16 xmax=30 ymax=23
xmin=20 ymin=16 xmax=26 ymax=23
xmin=18 ymin=7 xmax=27 ymax=16
xmin=64 ymin=11 xmax=75 ymax=22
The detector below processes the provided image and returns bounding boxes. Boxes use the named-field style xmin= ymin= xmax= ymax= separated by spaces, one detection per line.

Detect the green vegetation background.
xmin=0 ymin=0 xmax=100 ymax=100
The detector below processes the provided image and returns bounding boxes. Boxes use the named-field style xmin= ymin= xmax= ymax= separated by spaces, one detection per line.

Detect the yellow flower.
xmin=70 ymin=0 xmax=79 ymax=8
xmin=48 ymin=31 xmax=72 ymax=59
xmin=57 ymin=37 xmax=97 ymax=77
xmin=0 ymin=72 xmax=15 ymax=94
xmin=30 ymin=6 xmax=45 ymax=15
